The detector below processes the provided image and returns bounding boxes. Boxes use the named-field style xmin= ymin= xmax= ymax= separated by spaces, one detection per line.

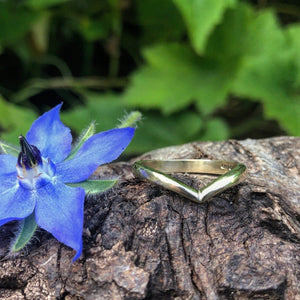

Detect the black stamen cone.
xmin=18 ymin=135 xmax=42 ymax=168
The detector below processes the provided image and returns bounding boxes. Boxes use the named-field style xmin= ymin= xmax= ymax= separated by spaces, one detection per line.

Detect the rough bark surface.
xmin=0 ymin=136 xmax=299 ymax=300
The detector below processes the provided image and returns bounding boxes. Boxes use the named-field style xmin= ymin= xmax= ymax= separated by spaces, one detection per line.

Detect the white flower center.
xmin=16 ymin=157 xmax=56 ymax=190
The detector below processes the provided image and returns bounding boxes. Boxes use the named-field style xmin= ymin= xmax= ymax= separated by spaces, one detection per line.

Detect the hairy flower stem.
xmin=118 ymin=111 xmax=142 ymax=128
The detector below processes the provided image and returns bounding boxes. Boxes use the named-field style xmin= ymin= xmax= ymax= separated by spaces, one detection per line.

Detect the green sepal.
xmin=67 ymin=179 xmax=118 ymax=194
xmin=0 ymin=141 xmax=19 ymax=156
xmin=66 ymin=122 xmax=96 ymax=161
xmin=11 ymin=212 xmax=37 ymax=252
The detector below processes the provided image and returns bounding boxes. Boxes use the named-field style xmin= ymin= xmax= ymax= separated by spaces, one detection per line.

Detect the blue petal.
xmin=56 ymin=127 xmax=135 ymax=183
xmin=0 ymin=155 xmax=17 ymax=176
xmin=34 ymin=181 xmax=85 ymax=261
xmin=0 ymin=174 xmax=36 ymax=227
xmin=26 ymin=103 xmax=72 ymax=163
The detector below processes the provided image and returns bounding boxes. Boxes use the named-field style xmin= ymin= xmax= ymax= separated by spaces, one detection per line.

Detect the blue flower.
xmin=0 ymin=104 xmax=135 ymax=260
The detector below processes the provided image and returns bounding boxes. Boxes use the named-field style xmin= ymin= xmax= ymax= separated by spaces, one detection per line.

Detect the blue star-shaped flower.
xmin=0 ymin=104 xmax=135 ymax=260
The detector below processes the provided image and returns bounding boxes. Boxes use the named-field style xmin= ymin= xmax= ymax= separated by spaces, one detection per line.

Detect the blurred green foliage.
xmin=0 ymin=0 xmax=299 ymax=155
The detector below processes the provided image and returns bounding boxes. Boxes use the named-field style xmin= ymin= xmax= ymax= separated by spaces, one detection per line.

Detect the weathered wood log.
xmin=0 ymin=136 xmax=299 ymax=299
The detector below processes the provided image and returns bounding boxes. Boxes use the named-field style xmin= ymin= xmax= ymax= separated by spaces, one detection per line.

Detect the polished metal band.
xmin=133 ymin=159 xmax=247 ymax=203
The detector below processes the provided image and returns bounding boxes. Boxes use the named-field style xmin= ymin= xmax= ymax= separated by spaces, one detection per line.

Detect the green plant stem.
xmin=108 ymin=0 xmax=123 ymax=78
xmin=83 ymin=42 xmax=94 ymax=75
xmin=13 ymin=77 xmax=128 ymax=102
xmin=24 ymin=77 xmax=127 ymax=89
xmin=37 ymin=55 xmax=73 ymax=77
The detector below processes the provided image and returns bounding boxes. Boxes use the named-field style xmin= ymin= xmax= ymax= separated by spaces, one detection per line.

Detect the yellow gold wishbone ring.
xmin=133 ymin=160 xmax=247 ymax=203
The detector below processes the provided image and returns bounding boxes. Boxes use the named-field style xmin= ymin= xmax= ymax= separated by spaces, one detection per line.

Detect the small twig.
xmin=28 ymin=77 xmax=128 ymax=89
xmin=12 ymin=77 xmax=128 ymax=102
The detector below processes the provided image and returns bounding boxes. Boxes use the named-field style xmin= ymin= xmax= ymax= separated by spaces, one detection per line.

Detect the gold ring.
xmin=133 ymin=159 xmax=247 ymax=203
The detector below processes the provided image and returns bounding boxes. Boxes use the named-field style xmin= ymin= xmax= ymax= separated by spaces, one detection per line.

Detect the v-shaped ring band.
xmin=133 ymin=160 xmax=247 ymax=203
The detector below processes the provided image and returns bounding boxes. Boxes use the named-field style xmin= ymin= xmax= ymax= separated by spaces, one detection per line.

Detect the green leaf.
xmin=25 ymin=0 xmax=70 ymax=10
xmin=62 ymin=91 xmax=228 ymax=155
xmin=124 ymin=44 xmax=236 ymax=115
xmin=11 ymin=213 xmax=37 ymax=252
xmin=172 ymin=0 xmax=236 ymax=54
xmin=62 ymin=93 xmax=126 ymax=133
xmin=286 ymin=24 xmax=300 ymax=86
xmin=204 ymin=3 xmax=299 ymax=135
xmin=205 ymin=4 xmax=287 ymax=62
xmin=126 ymin=110 xmax=203 ymax=154
xmin=66 ymin=122 xmax=96 ymax=161
xmin=136 ymin=0 xmax=185 ymax=44
xmin=204 ymin=3 xmax=252 ymax=60
xmin=0 ymin=96 xmax=37 ymax=145
xmin=0 ymin=3 xmax=39 ymax=46
xmin=243 ymin=10 xmax=286 ymax=58
xmin=0 ymin=141 xmax=19 ymax=156
xmin=233 ymin=53 xmax=300 ymax=135
xmin=67 ymin=179 xmax=118 ymax=194
xmin=200 ymin=118 xmax=229 ymax=141
xmin=228 ymin=8 xmax=300 ymax=135
xmin=78 ymin=17 xmax=109 ymax=42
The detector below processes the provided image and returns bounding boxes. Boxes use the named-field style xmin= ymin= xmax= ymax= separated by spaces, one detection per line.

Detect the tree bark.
xmin=0 ymin=136 xmax=299 ymax=300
